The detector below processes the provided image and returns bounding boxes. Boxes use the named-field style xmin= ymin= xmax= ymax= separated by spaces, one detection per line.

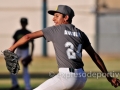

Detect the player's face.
xmin=53 ymin=13 xmax=68 ymax=26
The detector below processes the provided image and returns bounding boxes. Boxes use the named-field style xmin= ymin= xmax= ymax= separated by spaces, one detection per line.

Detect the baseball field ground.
xmin=0 ymin=55 xmax=120 ymax=90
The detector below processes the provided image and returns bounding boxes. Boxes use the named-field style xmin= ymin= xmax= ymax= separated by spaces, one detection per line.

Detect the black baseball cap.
xmin=48 ymin=5 xmax=75 ymax=19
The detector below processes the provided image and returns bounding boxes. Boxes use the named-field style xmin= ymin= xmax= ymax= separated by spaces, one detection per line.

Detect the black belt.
xmin=69 ymin=68 xmax=84 ymax=73
xmin=69 ymin=68 xmax=75 ymax=73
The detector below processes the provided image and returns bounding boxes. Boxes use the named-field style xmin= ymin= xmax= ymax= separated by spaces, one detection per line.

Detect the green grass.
xmin=0 ymin=78 xmax=47 ymax=89
xmin=0 ymin=56 xmax=120 ymax=90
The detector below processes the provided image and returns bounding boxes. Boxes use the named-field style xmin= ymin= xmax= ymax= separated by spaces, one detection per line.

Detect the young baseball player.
xmin=7 ymin=5 xmax=120 ymax=90
xmin=10 ymin=17 xmax=34 ymax=90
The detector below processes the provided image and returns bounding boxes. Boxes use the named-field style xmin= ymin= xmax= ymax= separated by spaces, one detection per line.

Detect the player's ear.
xmin=64 ymin=15 xmax=69 ymax=22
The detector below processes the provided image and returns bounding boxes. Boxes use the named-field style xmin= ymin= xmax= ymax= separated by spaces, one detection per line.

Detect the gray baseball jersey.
xmin=42 ymin=24 xmax=90 ymax=69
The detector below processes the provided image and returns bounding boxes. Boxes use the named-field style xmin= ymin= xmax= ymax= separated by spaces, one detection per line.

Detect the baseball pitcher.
xmin=3 ymin=5 xmax=120 ymax=90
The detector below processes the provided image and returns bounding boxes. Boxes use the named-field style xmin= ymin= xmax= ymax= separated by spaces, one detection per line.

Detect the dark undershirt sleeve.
xmin=82 ymin=32 xmax=91 ymax=49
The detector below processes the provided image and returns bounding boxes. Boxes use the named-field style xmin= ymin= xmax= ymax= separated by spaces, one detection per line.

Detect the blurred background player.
xmin=10 ymin=17 xmax=34 ymax=90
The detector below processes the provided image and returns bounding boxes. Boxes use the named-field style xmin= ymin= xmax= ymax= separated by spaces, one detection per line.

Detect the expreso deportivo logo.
xmin=49 ymin=71 xmax=120 ymax=79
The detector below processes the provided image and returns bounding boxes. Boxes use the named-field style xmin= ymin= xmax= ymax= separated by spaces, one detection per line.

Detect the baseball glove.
xmin=3 ymin=50 xmax=20 ymax=74
xmin=21 ymin=55 xmax=32 ymax=67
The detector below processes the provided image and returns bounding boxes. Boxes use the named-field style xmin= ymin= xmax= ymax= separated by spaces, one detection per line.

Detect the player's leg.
xmin=58 ymin=68 xmax=87 ymax=90
xmin=23 ymin=67 xmax=31 ymax=90
xmin=20 ymin=48 xmax=32 ymax=90
xmin=10 ymin=74 xmax=19 ymax=90
xmin=33 ymin=74 xmax=65 ymax=90
xmin=33 ymin=68 xmax=87 ymax=90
